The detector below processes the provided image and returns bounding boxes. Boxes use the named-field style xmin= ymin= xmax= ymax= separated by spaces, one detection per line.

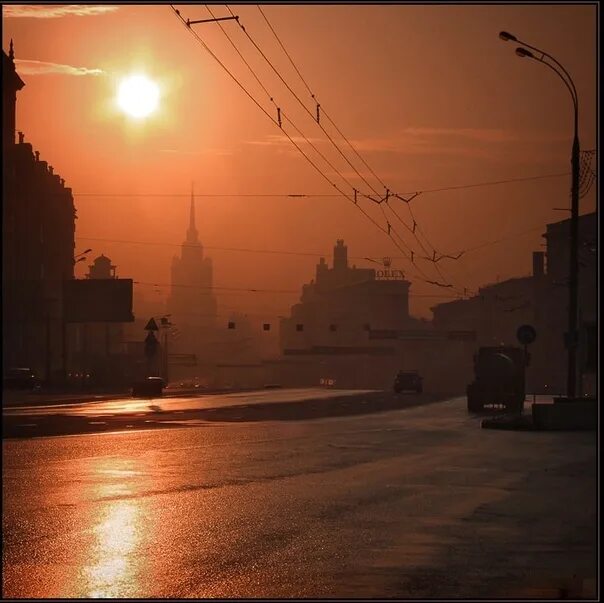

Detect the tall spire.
xmin=186 ymin=181 xmax=199 ymax=243
xmin=9 ymin=39 xmax=14 ymax=60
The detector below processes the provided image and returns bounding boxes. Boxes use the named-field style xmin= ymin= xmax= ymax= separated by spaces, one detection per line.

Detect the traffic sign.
xmin=144 ymin=317 xmax=159 ymax=331
xmin=517 ymin=324 xmax=537 ymax=345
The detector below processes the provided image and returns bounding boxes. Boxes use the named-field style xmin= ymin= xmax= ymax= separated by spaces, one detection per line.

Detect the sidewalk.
xmin=1 ymin=385 xmax=259 ymax=408
xmin=1 ymin=389 xmax=129 ymax=408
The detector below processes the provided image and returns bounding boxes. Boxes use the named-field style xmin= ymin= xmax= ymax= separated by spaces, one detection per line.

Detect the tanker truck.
xmin=466 ymin=346 xmax=527 ymax=413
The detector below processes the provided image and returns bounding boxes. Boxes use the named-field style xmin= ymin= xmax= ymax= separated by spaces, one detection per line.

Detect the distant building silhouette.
xmin=276 ymin=239 xmax=427 ymax=388
xmin=164 ymin=186 xmax=218 ymax=381
xmin=2 ymin=44 xmax=76 ymax=381
xmin=86 ymin=255 xmax=117 ymax=280
xmin=168 ymin=186 xmax=217 ymax=328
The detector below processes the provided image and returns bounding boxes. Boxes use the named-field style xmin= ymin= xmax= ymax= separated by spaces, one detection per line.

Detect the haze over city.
xmin=3 ymin=3 xmax=596 ymax=320
xmin=2 ymin=3 xmax=598 ymax=600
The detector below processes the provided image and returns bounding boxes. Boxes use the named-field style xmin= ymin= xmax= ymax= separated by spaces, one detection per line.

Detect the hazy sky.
xmin=2 ymin=3 xmax=597 ymax=320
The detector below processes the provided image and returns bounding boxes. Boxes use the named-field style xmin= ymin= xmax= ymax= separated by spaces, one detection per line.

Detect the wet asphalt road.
xmin=2 ymin=396 xmax=597 ymax=598
xmin=2 ymin=388 xmax=446 ymax=438
xmin=3 ymin=387 xmax=378 ymax=417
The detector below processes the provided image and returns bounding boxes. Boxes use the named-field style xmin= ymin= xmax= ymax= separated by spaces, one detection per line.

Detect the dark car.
xmin=132 ymin=376 xmax=165 ymax=398
xmin=394 ymin=370 xmax=423 ymax=394
xmin=4 ymin=368 xmax=40 ymax=390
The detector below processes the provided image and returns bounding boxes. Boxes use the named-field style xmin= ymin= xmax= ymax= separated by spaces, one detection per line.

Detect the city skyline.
xmin=2 ymin=3 xmax=597 ymax=319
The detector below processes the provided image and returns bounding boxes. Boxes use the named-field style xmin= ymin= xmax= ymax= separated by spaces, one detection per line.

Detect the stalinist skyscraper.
xmin=168 ymin=186 xmax=217 ymax=333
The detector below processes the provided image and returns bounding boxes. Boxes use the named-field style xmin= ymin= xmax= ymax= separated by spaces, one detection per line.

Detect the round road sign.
xmin=517 ymin=324 xmax=537 ymax=345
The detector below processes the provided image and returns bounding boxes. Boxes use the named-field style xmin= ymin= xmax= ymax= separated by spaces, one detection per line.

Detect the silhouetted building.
xmin=431 ymin=211 xmax=597 ymax=394
xmin=2 ymin=44 xmax=76 ymax=381
xmin=168 ymin=187 xmax=217 ymax=328
xmin=86 ymin=254 xmax=116 ymax=279
xmin=535 ymin=212 xmax=597 ymax=394
xmin=67 ymin=255 xmax=136 ymax=386
xmin=276 ymin=240 xmax=427 ymax=387
xmin=165 ymin=187 xmax=217 ymax=380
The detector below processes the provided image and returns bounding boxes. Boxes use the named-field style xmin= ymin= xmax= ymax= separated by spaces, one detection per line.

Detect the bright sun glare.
xmin=117 ymin=75 xmax=160 ymax=119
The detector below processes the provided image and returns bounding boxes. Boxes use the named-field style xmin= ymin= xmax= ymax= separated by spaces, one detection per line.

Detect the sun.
xmin=116 ymin=74 xmax=160 ymax=119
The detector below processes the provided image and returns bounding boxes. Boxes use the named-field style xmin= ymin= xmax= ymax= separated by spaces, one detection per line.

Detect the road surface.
xmin=2 ymin=387 xmax=446 ymax=438
xmin=2 ymin=396 xmax=597 ymax=598
xmin=3 ymin=387 xmax=377 ymax=417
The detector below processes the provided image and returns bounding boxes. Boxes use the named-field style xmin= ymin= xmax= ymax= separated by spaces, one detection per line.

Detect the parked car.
xmin=393 ymin=370 xmax=423 ymax=394
xmin=4 ymin=368 xmax=40 ymax=390
xmin=132 ymin=376 xmax=165 ymax=398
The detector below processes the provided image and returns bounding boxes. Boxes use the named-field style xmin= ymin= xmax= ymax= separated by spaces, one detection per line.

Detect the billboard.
xmin=64 ymin=279 xmax=134 ymax=323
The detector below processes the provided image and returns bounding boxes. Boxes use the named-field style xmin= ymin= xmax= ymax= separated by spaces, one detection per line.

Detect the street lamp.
xmin=500 ymin=31 xmax=580 ymax=401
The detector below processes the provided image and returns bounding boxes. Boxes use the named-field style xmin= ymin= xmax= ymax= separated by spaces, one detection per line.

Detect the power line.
xmin=248 ymin=3 xmax=545 ymax=294
xmin=133 ymin=280 xmax=459 ymax=299
xmin=170 ymin=5 xmax=568 ymax=296
xmin=225 ymin=4 xmax=382 ymax=197
xmin=203 ymin=4 xmax=367 ymax=197
xmin=169 ymin=5 xmax=278 ymax=127
xmin=135 ymin=280 xmax=299 ymax=294
xmin=406 ymin=171 xmax=570 ymax=196
xmin=202 ymin=4 xmax=429 ymax=284
xmin=170 ymin=4 xmax=427 ymax=285
xmin=255 ymin=4 xmax=387 ymax=192
xmin=77 ymin=220 xmax=550 ymax=265
xmin=70 ymin=172 xmax=571 ymax=198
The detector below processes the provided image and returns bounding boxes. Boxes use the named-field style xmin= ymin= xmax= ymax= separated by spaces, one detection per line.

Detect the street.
xmin=2 ymin=395 xmax=597 ymax=598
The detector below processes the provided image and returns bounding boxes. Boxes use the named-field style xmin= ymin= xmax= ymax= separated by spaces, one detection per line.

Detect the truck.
xmin=466 ymin=346 xmax=527 ymax=413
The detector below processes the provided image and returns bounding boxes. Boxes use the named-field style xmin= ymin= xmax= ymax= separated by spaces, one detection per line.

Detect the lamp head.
xmin=499 ymin=31 xmax=517 ymax=42
xmin=515 ymin=47 xmax=534 ymax=58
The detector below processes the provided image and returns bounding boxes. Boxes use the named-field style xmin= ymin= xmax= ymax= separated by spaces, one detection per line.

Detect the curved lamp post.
xmin=500 ymin=31 xmax=580 ymax=400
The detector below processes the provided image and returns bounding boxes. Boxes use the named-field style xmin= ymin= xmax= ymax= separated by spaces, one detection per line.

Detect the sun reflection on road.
xmin=81 ymin=459 xmax=148 ymax=598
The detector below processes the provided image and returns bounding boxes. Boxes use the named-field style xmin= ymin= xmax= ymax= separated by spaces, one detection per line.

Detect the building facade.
xmin=2 ymin=45 xmax=76 ymax=381
xmin=277 ymin=240 xmax=429 ymax=388
xmin=430 ymin=212 xmax=597 ymax=395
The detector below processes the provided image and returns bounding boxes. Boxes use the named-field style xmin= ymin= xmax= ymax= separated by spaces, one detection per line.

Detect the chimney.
xmin=35 ymin=151 xmax=40 ymax=161
xmin=533 ymin=251 xmax=544 ymax=278
xmin=18 ymin=131 xmax=24 ymax=144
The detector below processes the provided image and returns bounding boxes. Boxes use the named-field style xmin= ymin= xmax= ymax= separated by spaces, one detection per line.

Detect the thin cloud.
xmin=159 ymin=148 xmax=233 ymax=156
xmin=347 ymin=127 xmax=568 ymax=156
xmin=3 ymin=5 xmax=119 ymax=18
xmin=15 ymin=59 xmax=104 ymax=76
xmin=401 ymin=127 xmax=519 ymax=143
xmin=243 ymin=134 xmax=324 ymax=147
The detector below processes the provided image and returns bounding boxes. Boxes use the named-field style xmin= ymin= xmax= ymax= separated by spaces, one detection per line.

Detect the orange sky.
xmin=2 ymin=3 xmax=597 ymax=320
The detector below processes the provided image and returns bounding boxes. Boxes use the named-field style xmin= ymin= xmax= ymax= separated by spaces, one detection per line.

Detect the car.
xmin=393 ymin=370 xmax=423 ymax=394
xmin=4 ymin=368 xmax=40 ymax=390
xmin=132 ymin=376 xmax=165 ymax=398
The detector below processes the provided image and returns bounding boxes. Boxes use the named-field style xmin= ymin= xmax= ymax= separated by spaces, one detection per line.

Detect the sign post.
xmin=144 ymin=318 xmax=159 ymax=376
xmin=516 ymin=324 xmax=537 ymax=367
